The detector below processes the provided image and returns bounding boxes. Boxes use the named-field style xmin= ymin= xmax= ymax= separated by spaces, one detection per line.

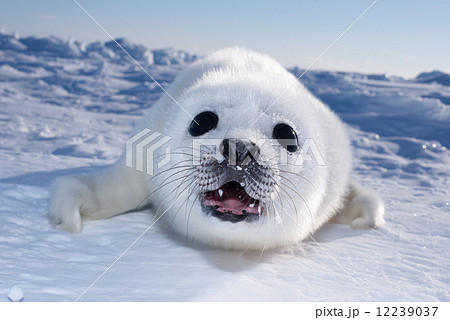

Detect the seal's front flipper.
xmin=48 ymin=160 xmax=150 ymax=233
xmin=333 ymin=180 xmax=385 ymax=229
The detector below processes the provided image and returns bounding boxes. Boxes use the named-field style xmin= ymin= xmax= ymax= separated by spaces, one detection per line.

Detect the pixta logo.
xmin=125 ymin=129 xmax=172 ymax=175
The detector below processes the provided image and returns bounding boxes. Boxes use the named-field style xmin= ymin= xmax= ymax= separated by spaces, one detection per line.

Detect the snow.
xmin=0 ymin=31 xmax=449 ymax=302
xmin=7 ymin=286 xmax=24 ymax=302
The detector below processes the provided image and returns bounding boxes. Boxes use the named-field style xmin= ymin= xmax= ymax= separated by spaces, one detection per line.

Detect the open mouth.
xmin=201 ymin=181 xmax=262 ymax=223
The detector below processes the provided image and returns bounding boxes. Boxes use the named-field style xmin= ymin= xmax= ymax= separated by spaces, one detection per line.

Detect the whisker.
xmin=276 ymin=168 xmax=318 ymax=192
xmin=168 ymin=177 xmax=198 ymax=229
xmin=267 ymin=175 xmax=299 ymax=223
xmin=151 ymin=174 xmax=197 ymax=225
xmin=184 ymin=184 xmax=202 ymax=237
xmin=135 ymin=166 xmax=195 ymax=209
xmin=277 ymin=180 xmax=313 ymax=223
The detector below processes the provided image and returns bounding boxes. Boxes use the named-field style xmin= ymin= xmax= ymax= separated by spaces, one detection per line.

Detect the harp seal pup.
xmin=48 ymin=47 xmax=385 ymax=250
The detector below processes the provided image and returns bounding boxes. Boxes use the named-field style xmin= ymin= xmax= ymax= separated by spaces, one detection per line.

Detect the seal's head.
xmin=146 ymin=48 xmax=352 ymax=250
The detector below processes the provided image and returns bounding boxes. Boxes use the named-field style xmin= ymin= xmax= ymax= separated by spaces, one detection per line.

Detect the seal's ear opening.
xmin=189 ymin=111 xmax=219 ymax=137
xmin=273 ymin=123 xmax=299 ymax=152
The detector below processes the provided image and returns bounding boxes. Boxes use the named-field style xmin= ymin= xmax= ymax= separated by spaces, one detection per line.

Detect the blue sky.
xmin=1 ymin=0 xmax=449 ymax=78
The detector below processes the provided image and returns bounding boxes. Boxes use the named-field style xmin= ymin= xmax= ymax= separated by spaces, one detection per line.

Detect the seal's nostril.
xmin=220 ymin=139 xmax=259 ymax=166
xmin=241 ymin=141 xmax=260 ymax=165
xmin=220 ymin=138 xmax=228 ymax=158
xmin=220 ymin=138 xmax=235 ymax=163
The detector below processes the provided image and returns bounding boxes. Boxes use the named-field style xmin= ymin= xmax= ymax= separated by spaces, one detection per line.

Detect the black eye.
xmin=273 ymin=123 xmax=299 ymax=152
xmin=188 ymin=111 xmax=219 ymax=136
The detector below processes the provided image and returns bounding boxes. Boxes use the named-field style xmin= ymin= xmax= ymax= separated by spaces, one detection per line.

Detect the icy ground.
xmin=0 ymin=32 xmax=449 ymax=301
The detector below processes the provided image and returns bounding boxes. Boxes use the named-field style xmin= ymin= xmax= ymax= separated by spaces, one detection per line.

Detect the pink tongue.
xmin=202 ymin=183 xmax=259 ymax=215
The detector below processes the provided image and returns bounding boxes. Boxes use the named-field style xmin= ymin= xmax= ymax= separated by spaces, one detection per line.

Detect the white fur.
xmin=48 ymin=47 xmax=385 ymax=250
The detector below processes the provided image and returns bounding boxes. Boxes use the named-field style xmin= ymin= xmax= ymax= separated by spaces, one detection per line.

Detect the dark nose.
xmin=220 ymin=139 xmax=260 ymax=166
